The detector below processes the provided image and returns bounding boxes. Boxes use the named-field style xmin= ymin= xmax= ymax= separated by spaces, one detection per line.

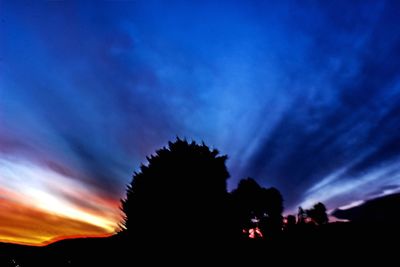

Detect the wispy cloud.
xmin=0 ymin=156 xmax=120 ymax=244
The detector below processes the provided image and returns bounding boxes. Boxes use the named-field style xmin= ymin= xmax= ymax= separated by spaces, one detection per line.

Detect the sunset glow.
xmin=0 ymin=157 xmax=121 ymax=245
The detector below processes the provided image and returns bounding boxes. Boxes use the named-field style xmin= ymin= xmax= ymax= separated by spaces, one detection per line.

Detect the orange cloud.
xmin=0 ymin=199 xmax=115 ymax=246
xmin=0 ymin=158 xmax=123 ymax=246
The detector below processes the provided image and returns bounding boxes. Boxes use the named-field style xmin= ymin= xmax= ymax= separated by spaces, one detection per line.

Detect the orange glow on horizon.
xmin=0 ymin=157 xmax=122 ymax=246
xmin=0 ymin=199 xmax=118 ymax=246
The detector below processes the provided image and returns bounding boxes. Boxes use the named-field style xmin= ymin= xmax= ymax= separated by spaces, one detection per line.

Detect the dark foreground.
xmin=1 ymin=222 xmax=398 ymax=266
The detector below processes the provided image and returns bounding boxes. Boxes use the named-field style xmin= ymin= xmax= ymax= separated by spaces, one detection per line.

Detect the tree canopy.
xmin=306 ymin=202 xmax=329 ymax=225
xmin=121 ymin=138 xmax=231 ymax=243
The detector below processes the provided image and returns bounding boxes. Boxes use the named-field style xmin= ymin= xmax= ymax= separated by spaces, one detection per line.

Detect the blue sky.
xmin=1 ymin=0 xmax=400 ymax=220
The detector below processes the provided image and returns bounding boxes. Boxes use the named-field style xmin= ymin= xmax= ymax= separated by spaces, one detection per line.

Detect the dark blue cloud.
xmin=1 ymin=0 xmax=400 ymax=213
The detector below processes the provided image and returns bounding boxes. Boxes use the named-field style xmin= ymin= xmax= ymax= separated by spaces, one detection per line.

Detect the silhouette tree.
xmin=231 ymin=178 xmax=283 ymax=239
xmin=120 ymin=138 xmax=231 ymax=245
xmin=230 ymin=178 xmax=262 ymax=233
xmin=285 ymin=215 xmax=296 ymax=231
xmin=297 ymin=206 xmax=307 ymax=224
xmin=306 ymin=202 xmax=329 ymax=225
xmin=259 ymin=187 xmax=284 ymax=237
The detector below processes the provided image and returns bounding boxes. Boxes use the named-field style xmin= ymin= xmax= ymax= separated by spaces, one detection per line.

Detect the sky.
xmin=1 ymin=0 xmax=400 ymax=245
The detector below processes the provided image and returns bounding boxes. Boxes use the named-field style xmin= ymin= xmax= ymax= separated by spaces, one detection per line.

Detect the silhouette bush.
xmin=121 ymin=138 xmax=231 ymax=244
xmin=231 ymin=178 xmax=283 ymax=238
xmin=306 ymin=202 xmax=329 ymax=225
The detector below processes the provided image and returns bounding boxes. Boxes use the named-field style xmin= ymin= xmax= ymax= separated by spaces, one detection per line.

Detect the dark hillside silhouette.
xmin=333 ymin=193 xmax=400 ymax=224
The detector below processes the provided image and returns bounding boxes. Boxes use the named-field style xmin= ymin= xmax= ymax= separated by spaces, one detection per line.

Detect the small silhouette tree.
xmin=285 ymin=215 xmax=296 ymax=231
xmin=231 ymin=178 xmax=283 ymax=238
xmin=297 ymin=206 xmax=307 ymax=224
xmin=306 ymin=202 xmax=329 ymax=225
xmin=121 ymin=138 xmax=231 ymax=244
xmin=231 ymin=178 xmax=263 ymax=232
xmin=259 ymin=187 xmax=284 ymax=237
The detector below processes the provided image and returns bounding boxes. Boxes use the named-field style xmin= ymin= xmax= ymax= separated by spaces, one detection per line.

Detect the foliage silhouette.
xmin=284 ymin=215 xmax=296 ymax=232
xmin=306 ymin=202 xmax=329 ymax=225
xmin=230 ymin=178 xmax=283 ymax=238
xmin=120 ymin=138 xmax=231 ymax=245
xmin=297 ymin=206 xmax=307 ymax=224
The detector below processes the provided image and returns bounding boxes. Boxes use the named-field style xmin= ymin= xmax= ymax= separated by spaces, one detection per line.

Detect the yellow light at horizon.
xmin=0 ymin=156 xmax=122 ymax=245
xmin=27 ymin=188 xmax=117 ymax=232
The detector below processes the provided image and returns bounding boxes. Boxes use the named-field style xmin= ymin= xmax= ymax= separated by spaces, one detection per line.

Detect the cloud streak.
xmin=0 ymin=157 xmax=120 ymax=244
